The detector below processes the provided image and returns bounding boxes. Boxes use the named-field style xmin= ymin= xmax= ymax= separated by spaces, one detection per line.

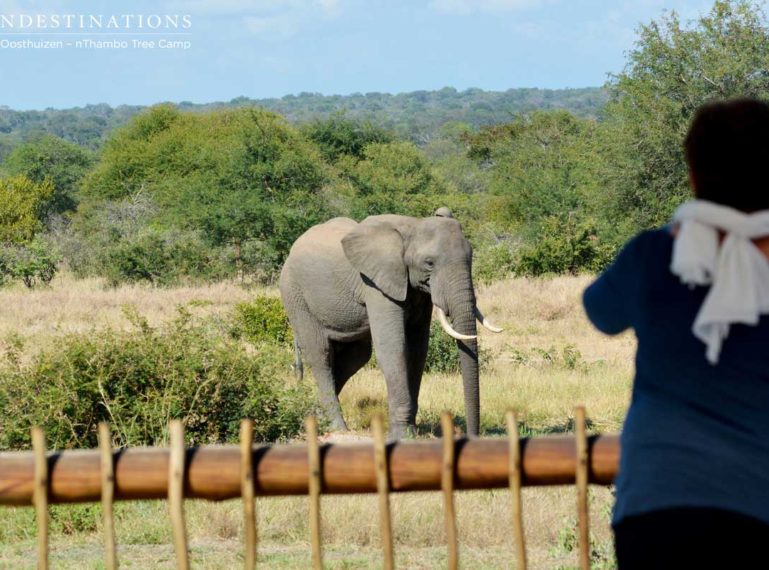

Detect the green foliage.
xmin=425 ymin=321 xmax=491 ymax=373
xmin=0 ymin=307 xmax=317 ymax=449
xmin=472 ymin=238 xmax=517 ymax=284
xmin=303 ymin=113 xmax=394 ymax=162
xmin=425 ymin=321 xmax=461 ymax=373
xmin=3 ymin=134 xmax=93 ymax=215
xmin=0 ymin=103 xmax=142 ymax=152
xmin=50 ymin=504 xmax=100 ymax=535
xmin=103 ymin=228 xmax=219 ymax=287
xmin=232 ymin=296 xmax=293 ymax=345
xmin=0 ymin=175 xmax=54 ymax=243
xmin=0 ymin=88 xmax=607 ymax=156
xmin=0 ymin=236 xmax=60 ymax=288
xmin=603 ymin=0 xmax=769 ymax=231
xmin=514 ymin=216 xmax=615 ymax=276
xmin=424 ymin=122 xmax=490 ymax=195
xmin=77 ymin=106 xmax=332 ymax=276
xmin=467 ymin=111 xmax=604 ymax=226
xmin=505 ymin=344 xmax=596 ymax=372
xmin=462 ymin=111 xmax=618 ymax=275
xmin=341 ymin=141 xmax=454 ymax=217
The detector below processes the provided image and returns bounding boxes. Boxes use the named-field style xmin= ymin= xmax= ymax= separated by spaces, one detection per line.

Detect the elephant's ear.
xmin=341 ymin=222 xmax=408 ymax=302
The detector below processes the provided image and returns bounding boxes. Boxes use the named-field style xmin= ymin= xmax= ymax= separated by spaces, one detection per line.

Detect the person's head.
xmin=684 ymin=98 xmax=769 ymax=211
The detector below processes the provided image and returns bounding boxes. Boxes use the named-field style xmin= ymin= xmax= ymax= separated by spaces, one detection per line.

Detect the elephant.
xmin=279 ymin=208 xmax=502 ymax=439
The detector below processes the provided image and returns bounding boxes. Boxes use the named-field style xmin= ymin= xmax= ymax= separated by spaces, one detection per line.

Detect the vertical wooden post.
xmin=31 ymin=427 xmax=48 ymax=570
xmin=305 ymin=416 xmax=323 ymax=570
xmin=240 ymin=420 xmax=257 ymax=570
xmin=372 ymin=415 xmax=394 ymax=570
xmin=98 ymin=423 xmax=118 ymax=570
xmin=441 ymin=412 xmax=458 ymax=570
xmin=575 ymin=407 xmax=590 ymax=570
xmin=506 ymin=411 xmax=527 ymax=570
xmin=168 ymin=420 xmax=189 ymax=570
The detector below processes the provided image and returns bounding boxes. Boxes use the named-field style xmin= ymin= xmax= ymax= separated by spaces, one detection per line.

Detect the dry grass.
xmin=0 ymin=274 xmax=633 ymax=569
xmin=0 ymin=272 xmax=270 ymax=357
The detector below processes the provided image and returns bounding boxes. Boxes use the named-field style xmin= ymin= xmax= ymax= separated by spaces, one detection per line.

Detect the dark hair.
xmin=684 ymin=98 xmax=769 ymax=211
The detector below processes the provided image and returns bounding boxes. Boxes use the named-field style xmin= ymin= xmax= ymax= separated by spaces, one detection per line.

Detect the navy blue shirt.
xmin=584 ymin=228 xmax=769 ymax=526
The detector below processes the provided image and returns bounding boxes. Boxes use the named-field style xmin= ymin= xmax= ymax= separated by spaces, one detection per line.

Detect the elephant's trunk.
xmin=436 ymin=266 xmax=480 ymax=437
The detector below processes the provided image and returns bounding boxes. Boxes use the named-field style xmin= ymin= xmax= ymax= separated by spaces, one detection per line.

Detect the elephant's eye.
xmin=424 ymin=258 xmax=434 ymax=269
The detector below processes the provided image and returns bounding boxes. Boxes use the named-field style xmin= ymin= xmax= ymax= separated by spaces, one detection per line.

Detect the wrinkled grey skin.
xmin=279 ymin=209 xmax=480 ymax=439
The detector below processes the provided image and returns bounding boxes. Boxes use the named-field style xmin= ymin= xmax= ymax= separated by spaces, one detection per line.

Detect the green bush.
xmin=425 ymin=321 xmax=491 ymax=373
xmin=472 ymin=239 xmax=516 ymax=284
xmin=514 ymin=216 xmax=615 ymax=276
xmin=0 ymin=307 xmax=316 ymax=450
xmin=232 ymin=296 xmax=293 ymax=346
xmin=425 ymin=321 xmax=459 ymax=373
xmin=103 ymin=228 xmax=222 ymax=286
xmin=0 ymin=236 xmax=60 ymax=288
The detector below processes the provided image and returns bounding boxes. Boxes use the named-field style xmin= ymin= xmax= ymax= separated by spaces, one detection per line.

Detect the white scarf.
xmin=670 ymin=200 xmax=769 ymax=364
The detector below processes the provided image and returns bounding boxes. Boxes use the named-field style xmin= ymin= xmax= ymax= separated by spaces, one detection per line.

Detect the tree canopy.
xmin=0 ymin=176 xmax=54 ymax=244
xmin=3 ymin=134 xmax=93 ymax=216
xmin=603 ymin=0 xmax=769 ymax=230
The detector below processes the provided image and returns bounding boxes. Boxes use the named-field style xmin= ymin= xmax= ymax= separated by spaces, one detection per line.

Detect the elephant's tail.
xmin=292 ymin=337 xmax=304 ymax=381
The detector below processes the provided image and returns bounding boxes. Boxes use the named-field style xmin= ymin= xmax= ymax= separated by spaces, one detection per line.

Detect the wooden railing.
xmin=0 ymin=408 xmax=620 ymax=570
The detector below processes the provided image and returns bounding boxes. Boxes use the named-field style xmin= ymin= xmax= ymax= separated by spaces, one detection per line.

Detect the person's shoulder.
xmin=620 ymin=227 xmax=674 ymax=259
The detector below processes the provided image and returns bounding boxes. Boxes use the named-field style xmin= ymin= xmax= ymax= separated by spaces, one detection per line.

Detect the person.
xmin=583 ymin=98 xmax=769 ymax=569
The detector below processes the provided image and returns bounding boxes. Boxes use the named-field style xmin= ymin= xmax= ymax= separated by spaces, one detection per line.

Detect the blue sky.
xmin=0 ymin=0 xmax=714 ymax=110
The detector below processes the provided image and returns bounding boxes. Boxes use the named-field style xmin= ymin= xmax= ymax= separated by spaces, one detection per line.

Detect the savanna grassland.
xmin=0 ymin=274 xmax=633 ymax=569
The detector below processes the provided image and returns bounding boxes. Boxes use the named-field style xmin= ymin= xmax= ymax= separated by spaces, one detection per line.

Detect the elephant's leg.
xmin=332 ymin=338 xmax=373 ymax=394
xmin=366 ymin=294 xmax=413 ymax=439
xmin=293 ymin=322 xmax=348 ymax=432
xmin=405 ymin=301 xmax=433 ymax=428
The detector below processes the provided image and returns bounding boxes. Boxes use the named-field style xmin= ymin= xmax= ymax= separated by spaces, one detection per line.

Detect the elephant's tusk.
xmin=474 ymin=307 xmax=504 ymax=333
xmin=434 ymin=306 xmax=477 ymax=341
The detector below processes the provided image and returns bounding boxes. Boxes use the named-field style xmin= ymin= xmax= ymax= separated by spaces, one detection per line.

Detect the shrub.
xmin=103 ymin=228 xmax=222 ymax=286
xmin=425 ymin=321 xmax=460 ymax=373
xmin=0 ymin=307 xmax=316 ymax=450
xmin=472 ymin=239 xmax=516 ymax=284
xmin=0 ymin=175 xmax=54 ymax=243
xmin=232 ymin=296 xmax=293 ymax=346
xmin=425 ymin=321 xmax=491 ymax=373
xmin=514 ymin=216 xmax=615 ymax=276
xmin=0 ymin=236 xmax=60 ymax=288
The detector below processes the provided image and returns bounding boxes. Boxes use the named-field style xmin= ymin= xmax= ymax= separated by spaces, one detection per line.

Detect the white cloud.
xmin=428 ymin=0 xmax=542 ymax=15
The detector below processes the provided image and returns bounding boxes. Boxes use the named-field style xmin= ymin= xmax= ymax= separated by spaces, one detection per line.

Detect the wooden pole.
xmin=441 ymin=412 xmax=458 ymax=570
xmin=98 ymin=423 xmax=118 ymax=570
xmin=371 ymin=415 xmax=393 ymax=570
xmin=168 ymin=421 xmax=189 ymax=570
xmin=240 ymin=420 xmax=257 ymax=570
xmin=575 ymin=407 xmax=590 ymax=570
xmin=506 ymin=411 xmax=527 ymax=570
xmin=0 ymin=435 xmax=620 ymax=506
xmin=31 ymin=427 xmax=48 ymax=570
xmin=305 ymin=416 xmax=323 ymax=570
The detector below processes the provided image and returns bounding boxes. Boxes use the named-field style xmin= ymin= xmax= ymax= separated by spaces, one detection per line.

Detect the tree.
xmin=340 ymin=141 xmax=453 ymax=217
xmin=302 ymin=113 xmax=393 ymax=162
xmin=77 ymin=105 xmax=333 ymax=279
xmin=603 ymin=0 xmax=769 ymax=231
xmin=3 ymin=134 xmax=93 ymax=216
xmin=463 ymin=110 xmax=614 ymax=275
xmin=0 ymin=175 xmax=54 ymax=243
xmin=464 ymin=111 xmax=607 ymax=231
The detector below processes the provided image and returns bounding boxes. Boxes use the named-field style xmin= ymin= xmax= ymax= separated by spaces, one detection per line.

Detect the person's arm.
xmin=583 ymin=234 xmax=645 ymax=335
